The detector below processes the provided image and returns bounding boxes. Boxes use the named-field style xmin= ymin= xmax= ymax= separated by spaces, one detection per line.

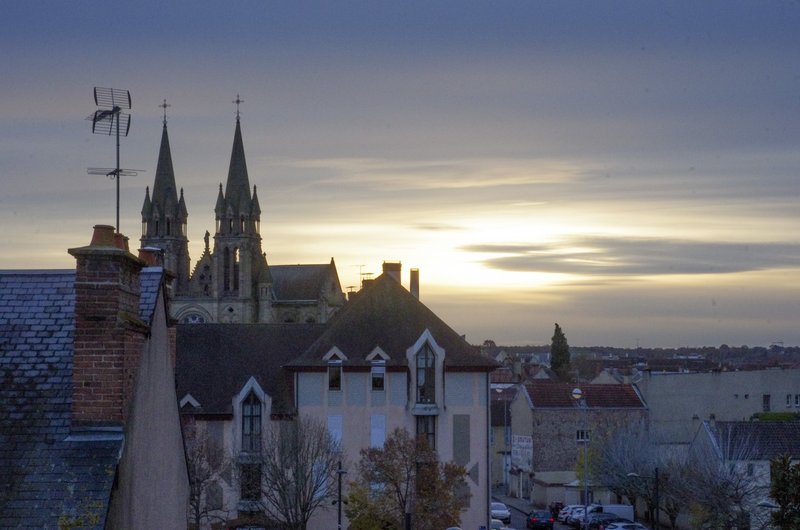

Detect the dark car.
xmin=583 ymin=512 xmax=632 ymax=530
xmin=527 ymin=509 xmax=554 ymax=530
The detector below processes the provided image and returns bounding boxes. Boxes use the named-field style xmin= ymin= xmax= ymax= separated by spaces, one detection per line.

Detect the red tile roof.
xmin=523 ymin=380 xmax=645 ymax=409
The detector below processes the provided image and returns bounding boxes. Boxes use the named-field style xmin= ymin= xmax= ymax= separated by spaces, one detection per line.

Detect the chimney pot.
xmin=410 ymin=268 xmax=420 ymax=299
xmin=89 ymin=224 xmax=116 ymax=247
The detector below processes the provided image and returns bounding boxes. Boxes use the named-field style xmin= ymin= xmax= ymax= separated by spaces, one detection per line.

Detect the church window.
xmin=155 ymin=220 xmax=160 ymax=235
xmin=223 ymin=248 xmax=231 ymax=291
xmin=240 ymin=215 xmax=245 ymax=232
xmin=233 ymin=248 xmax=240 ymax=292
xmin=229 ymin=218 xmax=234 ymax=232
xmin=166 ymin=218 xmax=172 ymax=236
xmin=242 ymin=392 xmax=261 ymax=452
xmin=141 ymin=221 xmax=147 ymax=237
xmin=328 ymin=361 xmax=342 ymax=391
xmin=182 ymin=313 xmax=205 ymax=324
xmin=416 ymin=343 xmax=435 ymax=404
xmin=181 ymin=221 xmax=187 ymax=237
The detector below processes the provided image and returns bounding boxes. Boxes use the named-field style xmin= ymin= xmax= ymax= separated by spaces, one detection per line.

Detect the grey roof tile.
xmin=0 ymin=270 xmax=122 ymax=528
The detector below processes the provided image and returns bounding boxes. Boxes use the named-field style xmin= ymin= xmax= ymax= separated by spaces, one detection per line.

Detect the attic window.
xmin=328 ymin=361 xmax=342 ymax=392
xmin=371 ymin=362 xmax=385 ymax=391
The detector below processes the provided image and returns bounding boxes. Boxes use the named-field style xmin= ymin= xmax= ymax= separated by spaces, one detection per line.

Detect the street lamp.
xmin=627 ymin=468 xmax=659 ymax=529
xmin=495 ymin=387 xmax=508 ymax=495
xmin=336 ymin=461 xmax=347 ymax=530
xmin=571 ymin=388 xmax=588 ymax=521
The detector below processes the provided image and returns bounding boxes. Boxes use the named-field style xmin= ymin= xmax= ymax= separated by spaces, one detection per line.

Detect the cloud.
xmin=464 ymin=237 xmax=800 ymax=277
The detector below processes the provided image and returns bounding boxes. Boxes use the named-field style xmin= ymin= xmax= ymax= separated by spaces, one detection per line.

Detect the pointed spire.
xmin=141 ymin=185 xmax=152 ymax=218
xmin=251 ymin=185 xmax=261 ymax=216
xmin=179 ymin=188 xmax=188 ymax=219
xmin=224 ymin=116 xmax=252 ymax=211
xmin=214 ymin=183 xmax=225 ymax=217
xmin=151 ymin=122 xmax=179 ymax=209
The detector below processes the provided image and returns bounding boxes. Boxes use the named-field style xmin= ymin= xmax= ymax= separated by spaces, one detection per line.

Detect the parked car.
xmin=567 ymin=507 xmax=585 ymax=528
xmin=604 ymin=523 xmax=649 ymax=530
xmin=582 ymin=512 xmax=632 ymax=530
xmin=527 ymin=509 xmax=554 ymax=529
xmin=558 ymin=504 xmax=583 ymax=523
xmin=490 ymin=519 xmax=504 ymax=530
xmin=491 ymin=502 xmax=512 ymax=524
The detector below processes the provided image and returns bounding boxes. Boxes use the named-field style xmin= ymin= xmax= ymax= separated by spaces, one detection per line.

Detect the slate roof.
xmin=139 ymin=267 xmax=165 ymax=325
xmin=286 ymin=274 xmax=497 ymax=371
xmin=175 ymin=323 xmax=327 ymax=415
xmin=270 ymin=263 xmax=334 ymax=302
xmin=0 ymin=268 xmax=165 ymax=528
xmin=522 ymin=380 xmax=646 ymax=409
xmin=707 ymin=421 xmax=800 ymax=461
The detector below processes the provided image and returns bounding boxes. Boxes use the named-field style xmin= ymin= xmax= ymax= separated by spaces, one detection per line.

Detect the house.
xmin=510 ymin=381 xmax=647 ymax=507
xmin=176 ymin=265 xmax=498 ymax=529
xmin=286 ymin=270 xmax=498 ymax=528
xmin=0 ymin=225 xmax=189 ymax=529
xmin=690 ymin=420 xmax=800 ymax=529
xmin=491 ymin=384 xmax=516 ymax=493
xmin=637 ymin=367 xmax=800 ymax=445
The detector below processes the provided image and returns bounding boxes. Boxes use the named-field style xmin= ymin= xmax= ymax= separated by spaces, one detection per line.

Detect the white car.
xmin=605 ymin=523 xmax=649 ymax=530
xmin=491 ymin=502 xmax=512 ymax=524
xmin=558 ymin=504 xmax=583 ymax=523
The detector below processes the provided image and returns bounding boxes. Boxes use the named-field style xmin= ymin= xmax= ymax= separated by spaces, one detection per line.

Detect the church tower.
xmin=140 ymin=107 xmax=190 ymax=291
xmin=209 ymin=108 xmax=271 ymax=323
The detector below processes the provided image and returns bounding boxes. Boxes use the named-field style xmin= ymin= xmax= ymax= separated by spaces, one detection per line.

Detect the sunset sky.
xmin=2 ymin=1 xmax=799 ymax=348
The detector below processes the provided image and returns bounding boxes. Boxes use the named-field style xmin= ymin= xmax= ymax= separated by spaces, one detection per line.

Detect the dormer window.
xmin=416 ymin=343 xmax=435 ymax=404
xmin=371 ymin=361 xmax=385 ymax=391
xmin=242 ymin=392 xmax=261 ymax=452
xmin=328 ymin=361 xmax=342 ymax=391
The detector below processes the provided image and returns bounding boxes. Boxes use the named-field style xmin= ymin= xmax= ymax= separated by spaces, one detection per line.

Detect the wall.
xmin=638 ymin=368 xmax=800 ymax=444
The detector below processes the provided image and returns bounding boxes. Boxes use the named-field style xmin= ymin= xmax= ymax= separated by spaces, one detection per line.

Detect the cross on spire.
xmin=233 ymin=93 xmax=244 ymax=120
xmin=159 ymin=99 xmax=171 ymax=125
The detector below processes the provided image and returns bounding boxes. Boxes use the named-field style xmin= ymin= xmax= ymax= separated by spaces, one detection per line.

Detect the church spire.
xmin=224 ymin=113 xmax=252 ymax=212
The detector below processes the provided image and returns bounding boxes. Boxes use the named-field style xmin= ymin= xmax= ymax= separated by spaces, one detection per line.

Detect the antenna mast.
xmin=86 ymin=87 xmax=143 ymax=233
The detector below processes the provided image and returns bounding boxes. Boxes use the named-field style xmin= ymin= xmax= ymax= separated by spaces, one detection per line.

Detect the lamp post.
xmin=627 ymin=468 xmax=659 ymax=529
xmin=571 ymin=388 xmax=588 ymax=522
xmin=337 ymin=460 xmax=347 ymax=530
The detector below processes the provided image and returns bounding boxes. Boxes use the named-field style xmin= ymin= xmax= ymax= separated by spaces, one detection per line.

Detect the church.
xmin=140 ymin=107 xmax=346 ymax=325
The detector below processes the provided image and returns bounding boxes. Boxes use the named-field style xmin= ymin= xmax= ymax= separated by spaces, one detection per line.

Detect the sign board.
xmin=511 ymin=434 xmax=533 ymax=472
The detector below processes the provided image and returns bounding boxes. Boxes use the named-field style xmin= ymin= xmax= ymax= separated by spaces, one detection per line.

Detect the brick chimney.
xmin=68 ymin=225 xmax=148 ymax=425
xmin=410 ymin=268 xmax=419 ymax=299
xmin=382 ymin=261 xmax=401 ymax=283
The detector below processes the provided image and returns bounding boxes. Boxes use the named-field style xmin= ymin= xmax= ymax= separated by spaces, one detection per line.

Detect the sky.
xmin=2 ymin=1 xmax=799 ymax=348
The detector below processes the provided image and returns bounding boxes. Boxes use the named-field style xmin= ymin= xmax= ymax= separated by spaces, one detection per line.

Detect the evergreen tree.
xmin=770 ymin=454 xmax=800 ymax=529
xmin=550 ymin=323 xmax=571 ymax=381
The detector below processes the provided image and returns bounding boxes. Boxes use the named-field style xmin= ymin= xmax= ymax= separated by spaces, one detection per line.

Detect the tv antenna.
xmin=86 ymin=87 xmax=144 ymax=233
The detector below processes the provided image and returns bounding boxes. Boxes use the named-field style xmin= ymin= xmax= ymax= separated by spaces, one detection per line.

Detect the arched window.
xmin=242 ymin=392 xmax=261 ymax=452
xmin=416 ymin=343 xmax=435 ymax=404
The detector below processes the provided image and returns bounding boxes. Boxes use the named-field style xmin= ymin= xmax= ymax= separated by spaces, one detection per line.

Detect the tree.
xmin=242 ymin=415 xmax=342 ymax=530
xmin=550 ymin=323 xmax=571 ymax=381
xmin=346 ymin=428 xmax=469 ymax=530
xmin=685 ymin=423 xmax=768 ymax=529
xmin=770 ymin=455 xmax=800 ymax=529
xmin=183 ymin=419 xmax=230 ymax=529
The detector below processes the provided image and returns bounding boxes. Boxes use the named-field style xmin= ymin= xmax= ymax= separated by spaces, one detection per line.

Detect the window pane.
xmin=328 ymin=364 xmax=341 ymax=391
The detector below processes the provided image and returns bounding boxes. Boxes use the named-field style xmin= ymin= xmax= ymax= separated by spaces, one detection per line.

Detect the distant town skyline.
xmin=2 ymin=1 xmax=799 ymax=348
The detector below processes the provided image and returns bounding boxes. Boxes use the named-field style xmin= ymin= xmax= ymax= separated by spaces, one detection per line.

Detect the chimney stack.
xmin=68 ymin=225 xmax=147 ymax=425
xmin=410 ymin=268 xmax=419 ymax=299
xmin=382 ymin=261 xmax=401 ymax=283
